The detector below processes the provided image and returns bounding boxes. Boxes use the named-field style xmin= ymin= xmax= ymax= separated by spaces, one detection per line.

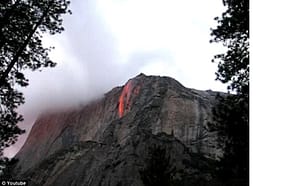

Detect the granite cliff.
xmin=12 ymin=74 xmax=225 ymax=185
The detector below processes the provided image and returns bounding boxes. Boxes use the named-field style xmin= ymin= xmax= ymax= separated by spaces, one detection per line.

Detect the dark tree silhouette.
xmin=210 ymin=0 xmax=249 ymax=96
xmin=140 ymin=145 xmax=177 ymax=186
xmin=0 ymin=0 xmax=71 ymax=170
xmin=209 ymin=0 xmax=249 ymax=185
xmin=211 ymin=94 xmax=249 ymax=185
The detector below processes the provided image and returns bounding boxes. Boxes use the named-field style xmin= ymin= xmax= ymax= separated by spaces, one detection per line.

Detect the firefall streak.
xmin=118 ymin=81 xmax=132 ymax=117
xmin=118 ymin=80 xmax=141 ymax=118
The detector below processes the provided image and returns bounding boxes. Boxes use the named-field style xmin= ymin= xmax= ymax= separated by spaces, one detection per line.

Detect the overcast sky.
xmin=5 ymin=0 xmax=227 ymax=157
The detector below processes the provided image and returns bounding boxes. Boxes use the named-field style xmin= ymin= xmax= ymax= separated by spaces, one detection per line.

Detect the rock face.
xmin=13 ymin=74 xmax=224 ymax=185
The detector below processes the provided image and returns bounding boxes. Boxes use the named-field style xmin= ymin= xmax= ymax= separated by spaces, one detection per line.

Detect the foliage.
xmin=0 ymin=157 xmax=18 ymax=178
xmin=210 ymin=0 xmax=249 ymax=95
xmin=0 ymin=0 xmax=71 ymax=165
xmin=209 ymin=0 xmax=249 ymax=185
xmin=211 ymin=94 xmax=249 ymax=184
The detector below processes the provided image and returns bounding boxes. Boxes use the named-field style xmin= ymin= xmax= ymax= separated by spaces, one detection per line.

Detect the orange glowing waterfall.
xmin=118 ymin=81 xmax=132 ymax=118
xmin=118 ymin=80 xmax=141 ymax=118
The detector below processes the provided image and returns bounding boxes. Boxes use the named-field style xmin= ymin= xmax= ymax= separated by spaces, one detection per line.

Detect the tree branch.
xmin=0 ymin=3 xmax=51 ymax=87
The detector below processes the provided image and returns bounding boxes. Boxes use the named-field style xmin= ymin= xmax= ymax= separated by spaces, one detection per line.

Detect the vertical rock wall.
xmin=14 ymin=74 xmax=223 ymax=175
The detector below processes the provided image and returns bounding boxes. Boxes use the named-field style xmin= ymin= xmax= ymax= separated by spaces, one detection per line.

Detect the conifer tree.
xmin=0 ymin=0 xmax=71 ymax=164
xmin=210 ymin=0 xmax=249 ymax=184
